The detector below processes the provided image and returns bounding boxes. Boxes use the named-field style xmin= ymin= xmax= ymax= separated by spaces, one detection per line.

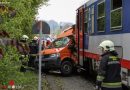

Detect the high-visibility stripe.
xmin=109 ymin=56 xmax=118 ymax=61
xmin=102 ymin=82 xmax=122 ymax=88
xmin=108 ymin=61 xmax=120 ymax=65
xmin=97 ymin=75 xmax=104 ymax=81
xmin=79 ymin=50 xmax=130 ymax=69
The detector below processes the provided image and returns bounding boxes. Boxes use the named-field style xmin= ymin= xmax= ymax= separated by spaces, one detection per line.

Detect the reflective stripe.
xmin=108 ymin=61 xmax=120 ymax=65
xmin=109 ymin=56 xmax=118 ymax=61
xmin=97 ymin=75 xmax=104 ymax=81
xmin=102 ymin=82 xmax=122 ymax=88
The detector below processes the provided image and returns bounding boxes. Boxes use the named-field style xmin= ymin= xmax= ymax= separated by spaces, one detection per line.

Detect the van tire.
xmin=42 ymin=69 xmax=50 ymax=73
xmin=60 ymin=61 xmax=73 ymax=76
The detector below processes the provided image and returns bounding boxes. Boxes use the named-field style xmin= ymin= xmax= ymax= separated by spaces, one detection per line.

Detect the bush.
xmin=0 ymin=45 xmax=40 ymax=89
xmin=0 ymin=46 xmax=21 ymax=83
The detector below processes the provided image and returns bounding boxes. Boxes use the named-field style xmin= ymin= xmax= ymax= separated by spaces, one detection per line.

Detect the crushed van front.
xmin=34 ymin=47 xmax=65 ymax=70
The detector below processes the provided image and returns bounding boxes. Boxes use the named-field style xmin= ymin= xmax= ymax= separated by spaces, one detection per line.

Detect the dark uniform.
xmin=17 ymin=41 xmax=30 ymax=55
xmin=28 ymin=40 xmax=38 ymax=67
xmin=96 ymin=51 xmax=122 ymax=90
xmin=18 ymin=40 xmax=30 ymax=72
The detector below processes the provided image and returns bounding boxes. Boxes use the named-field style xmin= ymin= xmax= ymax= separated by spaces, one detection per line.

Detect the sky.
xmin=36 ymin=0 xmax=89 ymax=24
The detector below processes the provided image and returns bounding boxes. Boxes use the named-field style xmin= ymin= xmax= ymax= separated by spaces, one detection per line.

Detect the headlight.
xmin=50 ymin=53 xmax=60 ymax=57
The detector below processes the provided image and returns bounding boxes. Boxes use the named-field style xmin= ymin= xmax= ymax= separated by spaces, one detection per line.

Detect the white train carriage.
xmin=76 ymin=0 xmax=130 ymax=88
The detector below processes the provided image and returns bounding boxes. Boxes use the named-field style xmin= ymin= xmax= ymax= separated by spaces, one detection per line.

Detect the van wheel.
xmin=42 ymin=69 xmax=50 ymax=73
xmin=60 ymin=61 xmax=73 ymax=76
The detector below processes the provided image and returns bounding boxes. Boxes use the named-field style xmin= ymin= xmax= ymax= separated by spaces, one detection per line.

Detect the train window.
xmin=98 ymin=2 xmax=105 ymax=17
xmin=76 ymin=12 xmax=79 ymax=30
xmin=91 ymin=6 xmax=95 ymax=34
xmin=84 ymin=23 xmax=88 ymax=33
xmin=97 ymin=1 xmax=105 ymax=32
xmin=84 ymin=9 xmax=89 ymax=33
xmin=84 ymin=9 xmax=89 ymax=22
xmin=79 ymin=12 xmax=83 ymax=31
xmin=111 ymin=0 xmax=122 ymax=30
xmin=111 ymin=0 xmax=122 ymax=10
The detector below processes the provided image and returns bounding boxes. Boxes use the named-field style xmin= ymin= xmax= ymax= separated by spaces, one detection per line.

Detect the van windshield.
xmin=48 ymin=37 xmax=70 ymax=48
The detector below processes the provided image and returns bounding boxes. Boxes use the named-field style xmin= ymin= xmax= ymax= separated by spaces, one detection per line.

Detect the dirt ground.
xmin=42 ymin=71 xmax=95 ymax=90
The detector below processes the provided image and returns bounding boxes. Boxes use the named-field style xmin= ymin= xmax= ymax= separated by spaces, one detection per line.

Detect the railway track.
xmin=41 ymin=71 xmax=95 ymax=90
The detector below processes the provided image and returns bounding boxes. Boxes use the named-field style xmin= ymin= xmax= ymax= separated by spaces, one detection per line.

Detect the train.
xmin=75 ymin=0 xmax=130 ymax=88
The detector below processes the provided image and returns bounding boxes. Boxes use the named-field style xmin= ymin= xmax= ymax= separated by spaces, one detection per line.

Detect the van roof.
xmin=57 ymin=27 xmax=75 ymax=39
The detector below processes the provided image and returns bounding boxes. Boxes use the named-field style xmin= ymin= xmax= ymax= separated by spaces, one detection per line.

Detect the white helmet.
xmin=99 ymin=40 xmax=115 ymax=51
xmin=33 ymin=36 xmax=39 ymax=40
xmin=46 ymin=38 xmax=51 ymax=42
xmin=22 ymin=35 xmax=29 ymax=41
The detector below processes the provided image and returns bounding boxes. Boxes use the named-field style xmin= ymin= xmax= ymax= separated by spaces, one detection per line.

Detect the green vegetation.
xmin=0 ymin=45 xmax=38 ymax=89
xmin=0 ymin=0 xmax=48 ymax=38
xmin=0 ymin=0 xmax=48 ymax=89
xmin=0 ymin=46 xmax=21 ymax=83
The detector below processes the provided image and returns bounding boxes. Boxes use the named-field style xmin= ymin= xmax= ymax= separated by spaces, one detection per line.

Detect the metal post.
xmin=38 ymin=21 xmax=42 ymax=90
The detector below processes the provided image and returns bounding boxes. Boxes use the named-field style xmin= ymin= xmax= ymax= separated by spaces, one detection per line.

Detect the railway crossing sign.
xmin=32 ymin=21 xmax=50 ymax=34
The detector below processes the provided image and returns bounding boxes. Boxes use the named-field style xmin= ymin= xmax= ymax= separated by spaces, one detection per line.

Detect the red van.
xmin=35 ymin=25 xmax=77 ymax=76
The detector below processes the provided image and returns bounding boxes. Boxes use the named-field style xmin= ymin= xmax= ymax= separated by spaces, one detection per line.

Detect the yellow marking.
xmin=109 ymin=56 xmax=118 ymax=61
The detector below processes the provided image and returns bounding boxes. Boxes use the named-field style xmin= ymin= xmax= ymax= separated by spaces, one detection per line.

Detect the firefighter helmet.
xmin=99 ymin=40 xmax=115 ymax=51
xmin=33 ymin=36 xmax=39 ymax=40
xmin=22 ymin=35 xmax=29 ymax=41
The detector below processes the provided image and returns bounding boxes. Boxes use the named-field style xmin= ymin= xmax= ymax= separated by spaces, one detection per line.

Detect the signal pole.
xmin=38 ymin=21 xmax=42 ymax=90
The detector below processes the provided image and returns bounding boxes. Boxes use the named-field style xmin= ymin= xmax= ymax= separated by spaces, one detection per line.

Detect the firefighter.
xmin=96 ymin=40 xmax=122 ymax=90
xmin=19 ymin=35 xmax=30 ymax=72
xmin=28 ymin=36 xmax=38 ymax=67
xmin=18 ymin=35 xmax=30 ymax=55
xmin=20 ymin=35 xmax=29 ymax=43
xmin=46 ymin=38 xmax=51 ymax=47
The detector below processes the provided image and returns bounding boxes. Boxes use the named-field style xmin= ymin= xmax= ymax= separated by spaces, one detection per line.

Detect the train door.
xmin=89 ymin=5 xmax=97 ymax=73
xmin=83 ymin=5 xmax=97 ymax=76
xmin=75 ymin=11 xmax=79 ymax=64
xmin=83 ymin=5 xmax=94 ymax=52
xmin=83 ymin=7 xmax=89 ymax=69
xmin=78 ymin=7 xmax=84 ymax=66
xmin=87 ymin=5 xmax=95 ymax=35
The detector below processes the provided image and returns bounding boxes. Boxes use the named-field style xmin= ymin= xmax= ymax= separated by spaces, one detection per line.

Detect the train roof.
xmin=85 ymin=0 xmax=97 ymax=7
xmin=77 ymin=0 xmax=97 ymax=10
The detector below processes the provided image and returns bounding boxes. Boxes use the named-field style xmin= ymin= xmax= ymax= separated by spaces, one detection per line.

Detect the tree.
xmin=0 ymin=0 xmax=48 ymax=39
xmin=0 ymin=0 xmax=48 ymax=89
